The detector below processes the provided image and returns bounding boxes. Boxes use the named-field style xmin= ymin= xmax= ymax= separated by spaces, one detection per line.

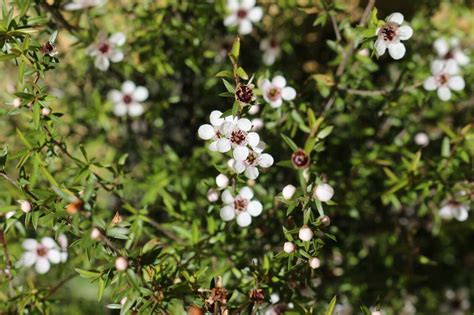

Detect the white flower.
xmin=260 ymin=38 xmax=280 ymax=66
xmin=57 ymin=233 xmax=68 ymax=263
xmin=17 ymin=200 xmax=31 ymax=213
xmin=439 ymin=202 xmax=469 ymax=222
xmin=262 ymin=75 xmax=296 ymax=108
xmin=414 ymin=132 xmax=429 ymax=146
xmin=220 ymin=186 xmax=263 ymax=227
xmin=441 ymin=288 xmax=470 ymax=315
xmin=224 ymin=0 xmax=263 ymax=35
xmin=309 ymin=257 xmax=320 ymax=269
xmin=218 ymin=118 xmax=260 ymax=160
xmin=198 ymin=111 xmax=235 ymax=151
xmin=86 ymin=32 xmax=125 ymax=71
xmin=423 ymin=60 xmax=465 ymax=101
xmin=64 ymin=0 xmax=106 ymax=10
xmin=314 ymin=183 xmax=334 ymax=202
xmin=298 ymin=226 xmax=313 ymax=241
xmin=108 ymin=81 xmax=149 ymax=117
xmin=231 ymin=149 xmax=273 ymax=179
xmin=115 ymin=256 xmax=128 ymax=271
xmin=434 ymin=38 xmax=470 ymax=71
xmin=375 ymin=12 xmax=413 ymax=60
xmin=283 ymin=241 xmax=295 ymax=253
xmin=215 ymin=173 xmax=229 ymax=188
xmin=19 ymin=237 xmax=61 ymax=274
xmin=282 ymin=184 xmax=296 ymax=200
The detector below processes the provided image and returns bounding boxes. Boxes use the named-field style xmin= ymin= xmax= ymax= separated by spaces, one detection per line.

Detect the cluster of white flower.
xmin=220 ymin=186 xmax=263 ymax=227
xmin=64 ymin=0 xmax=106 ymax=11
xmin=424 ymin=38 xmax=468 ymax=101
xmin=18 ymin=235 xmax=68 ymax=274
xmin=198 ymin=110 xmax=274 ymax=180
xmin=439 ymin=202 xmax=469 ymax=222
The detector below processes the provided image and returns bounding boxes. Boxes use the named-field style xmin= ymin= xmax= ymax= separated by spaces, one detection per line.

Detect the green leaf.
xmin=0 ymin=53 xmax=17 ymax=61
xmin=325 ymin=296 xmax=337 ymax=315
xmin=75 ymin=268 xmax=101 ymax=279
xmin=281 ymin=134 xmax=298 ymax=151
xmin=441 ymin=137 xmax=450 ymax=158
xmin=230 ymin=36 xmax=240 ymax=59
xmin=236 ymin=67 xmax=248 ymax=80
xmin=222 ymin=79 xmax=235 ymax=93
xmin=317 ymin=126 xmax=334 ymax=139
xmin=215 ymin=70 xmax=233 ymax=78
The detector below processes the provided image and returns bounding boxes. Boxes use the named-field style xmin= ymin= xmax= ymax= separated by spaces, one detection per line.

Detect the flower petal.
xmin=423 ymin=77 xmax=437 ymax=91
xmin=217 ymin=138 xmax=231 ymax=152
xmin=47 ymin=249 xmax=61 ymax=264
xmin=224 ymin=14 xmax=238 ymax=27
xmin=113 ymin=103 xmax=128 ymax=117
xmin=236 ymin=212 xmax=252 ymax=227
xmin=237 ymin=118 xmax=252 ymax=131
xmin=22 ymin=239 xmax=38 ymax=251
xmin=122 ymin=81 xmax=136 ymax=94
xmin=269 ymin=98 xmax=282 ymax=108
xmin=272 ymin=75 xmax=286 ymax=88
xmin=233 ymin=160 xmax=246 ymax=173
xmin=398 ymin=25 xmax=413 ymax=41
xmin=437 ymin=86 xmax=451 ymax=101
xmin=241 ymin=0 xmax=256 ymax=10
xmin=239 ymin=186 xmax=254 ymax=199
xmin=433 ymin=38 xmax=449 ymax=57
xmin=247 ymin=201 xmax=262 ymax=217
xmin=454 ymin=51 xmax=470 ymax=66
xmin=107 ymin=90 xmax=122 ymax=103
xmin=133 ymin=86 xmax=149 ymax=102
xmin=41 ymin=237 xmax=57 ymax=249
xmin=128 ymin=103 xmax=145 ymax=117
xmin=259 ymin=153 xmax=274 ymax=167
xmin=247 ymin=132 xmax=260 ymax=147
xmin=109 ymin=32 xmax=126 ymax=46
xmin=233 ymin=146 xmax=249 ymax=161
xmin=35 ymin=257 xmax=50 ymax=274
xmin=455 ymin=208 xmax=469 ymax=222
xmin=210 ymin=110 xmax=224 ymax=126
xmin=238 ymin=19 xmax=253 ymax=35
xmin=220 ymin=206 xmax=235 ymax=221
xmin=388 ymin=42 xmax=406 ymax=60
xmin=21 ymin=252 xmax=37 ymax=267
xmin=282 ymin=86 xmax=296 ymax=100
xmin=94 ymin=56 xmax=110 ymax=71
xmin=198 ymin=124 xmax=215 ymax=140
xmin=448 ymin=76 xmax=465 ymax=91
xmin=374 ymin=38 xmax=387 ymax=56
xmin=244 ymin=166 xmax=259 ymax=179
xmin=209 ymin=140 xmax=218 ymax=151
xmin=387 ymin=12 xmax=404 ymax=25
xmin=221 ymin=190 xmax=234 ymax=204
xmin=247 ymin=7 xmax=263 ymax=22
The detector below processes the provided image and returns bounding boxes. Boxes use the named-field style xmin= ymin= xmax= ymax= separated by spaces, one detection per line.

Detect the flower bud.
xmin=41 ymin=107 xmax=51 ymax=116
xmin=371 ymin=311 xmax=382 ymax=315
xmin=282 ymin=184 xmax=296 ymax=200
xmin=90 ymin=228 xmax=101 ymax=240
xmin=283 ymin=241 xmax=295 ymax=253
xmin=115 ymin=257 xmax=128 ymax=271
xmin=414 ymin=132 xmax=429 ymax=146
xmin=187 ymin=306 xmax=204 ymax=315
xmin=249 ymin=288 xmax=265 ymax=303
xmin=309 ymin=257 xmax=320 ymax=269
xmin=215 ymin=174 xmax=229 ymax=188
xmin=207 ymin=188 xmax=219 ymax=202
xmin=235 ymin=84 xmax=255 ymax=104
xmin=298 ymin=226 xmax=313 ymax=242
xmin=120 ymin=297 xmax=128 ymax=305
xmin=12 ymin=98 xmax=21 ymax=108
xmin=314 ymin=183 xmax=334 ymax=202
xmin=248 ymin=104 xmax=260 ymax=115
xmin=17 ymin=200 xmax=32 ymax=213
xmin=319 ymin=215 xmax=331 ymax=226
xmin=251 ymin=118 xmax=264 ymax=131
xmin=291 ymin=149 xmax=310 ymax=169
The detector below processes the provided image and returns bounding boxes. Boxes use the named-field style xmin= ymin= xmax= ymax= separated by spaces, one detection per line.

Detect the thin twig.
xmin=329 ymin=13 xmax=342 ymax=42
xmin=44 ymin=273 xmax=78 ymax=299
xmin=0 ymin=229 xmax=13 ymax=279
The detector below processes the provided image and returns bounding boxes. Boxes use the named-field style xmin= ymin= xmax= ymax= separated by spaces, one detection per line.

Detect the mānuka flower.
xmin=291 ymin=149 xmax=310 ymax=169
xmin=115 ymin=256 xmax=128 ymax=271
xmin=313 ymin=183 xmax=334 ymax=202
xmin=309 ymin=257 xmax=321 ymax=269
xmin=235 ymin=83 xmax=255 ymax=104
xmin=283 ymin=241 xmax=295 ymax=253
xmin=249 ymin=288 xmax=265 ymax=303
xmin=298 ymin=225 xmax=313 ymax=242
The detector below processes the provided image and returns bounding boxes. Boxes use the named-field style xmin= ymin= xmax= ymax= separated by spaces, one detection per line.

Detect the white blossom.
xmin=220 ymin=186 xmax=263 ymax=227
xmin=441 ymin=288 xmax=470 ymax=315
xmin=375 ymin=12 xmax=413 ymax=60
xmin=262 ymin=75 xmax=296 ymax=108
xmin=298 ymin=226 xmax=313 ymax=241
xmin=314 ymin=183 xmax=334 ymax=202
xmin=218 ymin=118 xmax=260 ymax=160
xmin=309 ymin=257 xmax=320 ymax=269
xmin=64 ymin=0 xmax=106 ymax=10
xmin=260 ymin=38 xmax=280 ymax=66
xmin=251 ymin=118 xmax=264 ymax=131
xmin=207 ymin=189 xmax=220 ymax=202
xmin=423 ymin=60 xmax=465 ymax=101
xmin=414 ymin=132 xmax=429 ymax=146
xmin=224 ymin=0 xmax=263 ymax=35
xmin=231 ymin=149 xmax=273 ymax=179
xmin=215 ymin=173 xmax=229 ymax=188
xmin=19 ymin=237 xmax=62 ymax=274
xmin=115 ymin=256 xmax=128 ymax=271
xmin=86 ymin=32 xmax=125 ymax=71
xmin=17 ymin=200 xmax=31 ymax=213
xmin=108 ymin=81 xmax=149 ymax=117
xmin=283 ymin=241 xmax=295 ymax=253
xmin=282 ymin=184 xmax=296 ymax=200
xmin=57 ymin=233 xmax=68 ymax=263
xmin=198 ymin=111 xmax=235 ymax=151
xmin=439 ymin=202 xmax=469 ymax=222
xmin=434 ymin=37 xmax=470 ymax=72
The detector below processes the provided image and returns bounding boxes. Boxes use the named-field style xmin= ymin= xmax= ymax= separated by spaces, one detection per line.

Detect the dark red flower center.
xmin=230 ymin=129 xmax=247 ymax=145
xmin=445 ymin=50 xmax=455 ymax=60
xmin=237 ymin=9 xmax=247 ymax=19
xmin=270 ymin=39 xmax=278 ymax=48
xmin=246 ymin=151 xmax=258 ymax=166
xmin=233 ymin=196 xmax=249 ymax=211
xmin=98 ymin=42 xmax=110 ymax=54
xmin=36 ymin=246 xmax=47 ymax=257
xmin=236 ymin=85 xmax=254 ymax=104
xmin=380 ymin=23 xmax=398 ymax=42
xmin=122 ymin=94 xmax=133 ymax=104
xmin=267 ymin=87 xmax=281 ymax=101
xmin=436 ymin=73 xmax=449 ymax=86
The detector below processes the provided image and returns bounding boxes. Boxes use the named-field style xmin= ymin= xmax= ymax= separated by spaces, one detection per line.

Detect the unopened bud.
xmin=115 ymin=257 xmax=128 ymax=271
xmin=17 ymin=200 xmax=32 ymax=213
xmin=319 ymin=215 xmax=331 ymax=226
xmin=298 ymin=225 xmax=313 ymax=242
xmin=215 ymin=174 xmax=229 ymax=188
xmin=41 ymin=107 xmax=51 ymax=116
xmin=283 ymin=241 xmax=295 ymax=253
xmin=90 ymin=228 xmax=101 ymax=240
xmin=314 ymin=183 xmax=334 ymax=202
xmin=207 ymin=188 xmax=219 ymax=202
xmin=291 ymin=149 xmax=310 ymax=169
xmin=282 ymin=184 xmax=296 ymax=200
xmin=309 ymin=257 xmax=321 ymax=269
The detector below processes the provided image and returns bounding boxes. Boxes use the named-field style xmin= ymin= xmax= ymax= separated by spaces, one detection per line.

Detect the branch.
xmin=0 ymin=229 xmax=13 ymax=279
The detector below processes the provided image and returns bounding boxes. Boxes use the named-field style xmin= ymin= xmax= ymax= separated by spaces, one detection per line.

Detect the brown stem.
xmin=0 ymin=229 xmax=13 ymax=279
xmin=44 ymin=273 xmax=78 ymax=299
